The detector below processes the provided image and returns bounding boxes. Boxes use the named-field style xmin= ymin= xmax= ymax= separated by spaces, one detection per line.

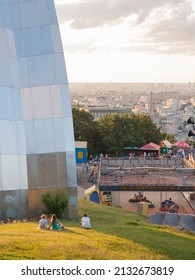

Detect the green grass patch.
xmin=0 ymin=198 xmax=194 ymax=260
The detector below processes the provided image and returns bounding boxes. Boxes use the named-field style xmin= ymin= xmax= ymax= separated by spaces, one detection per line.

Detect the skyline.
xmin=55 ymin=0 xmax=195 ymax=83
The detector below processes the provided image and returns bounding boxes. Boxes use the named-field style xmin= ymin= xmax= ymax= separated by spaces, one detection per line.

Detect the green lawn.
xmin=0 ymin=198 xmax=194 ymax=260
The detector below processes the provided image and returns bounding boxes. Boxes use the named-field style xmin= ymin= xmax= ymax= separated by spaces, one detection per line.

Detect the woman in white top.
xmin=80 ymin=213 xmax=91 ymax=229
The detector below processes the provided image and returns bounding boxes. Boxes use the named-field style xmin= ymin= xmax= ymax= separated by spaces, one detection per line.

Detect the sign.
xmin=99 ymin=185 xmax=195 ymax=192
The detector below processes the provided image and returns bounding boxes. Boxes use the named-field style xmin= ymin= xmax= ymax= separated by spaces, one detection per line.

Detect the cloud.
xmin=55 ymin=0 xmax=184 ymax=29
xmin=56 ymin=0 xmax=195 ymax=56
xmin=143 ymin=1 xmax=195 ymax=54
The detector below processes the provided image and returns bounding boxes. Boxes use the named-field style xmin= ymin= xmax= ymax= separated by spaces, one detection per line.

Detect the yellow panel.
xmin=78 ymin=151 xmax=83 ymax=159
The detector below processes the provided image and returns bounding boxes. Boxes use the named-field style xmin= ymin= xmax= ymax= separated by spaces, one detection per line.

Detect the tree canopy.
xmin=72 ymin=109 xmax=164 ymax=156
xmin=98 ymin=113 xmax=163 ymax=155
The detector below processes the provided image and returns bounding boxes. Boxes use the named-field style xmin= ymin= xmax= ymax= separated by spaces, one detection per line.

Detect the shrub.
xmin=42 ymin=192 xmax=68 ymax=218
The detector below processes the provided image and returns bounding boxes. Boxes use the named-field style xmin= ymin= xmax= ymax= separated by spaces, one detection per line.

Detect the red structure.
xmin=140 ymin=142 xmax=161 ymax=158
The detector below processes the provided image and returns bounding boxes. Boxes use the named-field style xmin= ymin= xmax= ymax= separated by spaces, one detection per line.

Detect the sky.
xmin=54 ymin=0 xmax=195 ymax=83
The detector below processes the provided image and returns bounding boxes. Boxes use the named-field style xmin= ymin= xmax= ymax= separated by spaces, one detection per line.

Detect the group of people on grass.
xmin=38 ymin=213 xmax=91 ymax=231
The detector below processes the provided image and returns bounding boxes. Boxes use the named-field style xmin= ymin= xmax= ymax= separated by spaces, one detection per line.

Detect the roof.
xmin=74 ymin=141 xmax=87 ymax=148
xmin=140 ymin=142 xmax=160 ymax=150
xmin=174 ymin=141 xmax=189 ymax=148
xmin=161 ymin=140 xmax=173 ymax=148
xmin=85 ymin=185 xmax=98 ymax=195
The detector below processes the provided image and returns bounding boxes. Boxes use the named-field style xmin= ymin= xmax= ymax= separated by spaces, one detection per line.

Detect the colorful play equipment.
xmin=85 ymin=185 xmax=99 ymax=204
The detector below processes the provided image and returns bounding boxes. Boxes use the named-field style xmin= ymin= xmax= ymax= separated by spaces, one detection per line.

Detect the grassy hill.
xmin=0 ymin=198 xmax=194 ymax=260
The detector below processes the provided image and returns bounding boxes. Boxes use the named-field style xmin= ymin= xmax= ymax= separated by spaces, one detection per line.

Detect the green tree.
xmin=98 ymin=113 xmax=163 ymax=155
xmin=72 ymin=109 xmax=164 ymax=157
xmin=42 ymin=192 xmax=68 ymax=218
xmin=72 ymin=108 xmax=105 ymax=155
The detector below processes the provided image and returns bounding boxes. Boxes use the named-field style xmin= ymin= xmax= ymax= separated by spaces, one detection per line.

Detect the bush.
xmin=42 ymin=192 xmax=68 ymax=218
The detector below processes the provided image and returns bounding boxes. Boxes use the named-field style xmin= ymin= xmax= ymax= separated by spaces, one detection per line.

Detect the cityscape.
xmin=0 ymin=0 xmax=194 ymax=266
xmin=70 ymin=82 xmax=195 ymax=141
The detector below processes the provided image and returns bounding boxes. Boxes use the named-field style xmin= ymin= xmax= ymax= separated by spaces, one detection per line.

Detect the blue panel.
xmin=10 ymin=3 xmax=22 ymax=29
xmin=14 ymin=121 xmax=26 ymax=154
xmin=0 ymin=28 xmax=7 ymax=55
xmin=41 ymin=25 xmax=53 ymax=54
xmin=53 ymin=118 xmax=66 ymax=152
xmin=50 ymin=26 xmax=63 ymax=53
xmin=0 ymin=121 xmax=25 ymax=154
xmin=0 ymin=120 xmax=16 ymax=154
xmin=46 ymin=53 xmax=68 ymax=84
xmin=90 ymin=192 xmax=99 ymax=203
xmin=0 ymin=5 xmax=4 ymax=28
xmin=24 ymin=27 xmax=43 ymax=56
xmin=75 ymin=148 xmax=87 ymax=164
xmin=21 ymin=88 xmax=34 ymax=120
xmin=53 ymin=53 xmax=68 ymax=83
xmin=47 ymin=0 xmax=58 ymax=25
xmin=0 ymin=55 xmax=11 ymax=86
xmin=34 ymin=119 xmax=55 ymax=153
xmin=35 ymin=0 xmax=50 ymax=25
xmin=14 ymin=29 xmax=25 ymax=58
xmin=10 ymin=57 xmax=20 ymax=87
xmin=6 ymin=29 xmax=16 ymax=57
xmin=60 ymin=84 xmax=72 ymax=117
xmin=0 ymin=87 xmax=13 ymax=119
xmin=63 ymin=117 xmax=75 ymax=151
xmin=45 ymin=54 xmax=55 ymax=84
xmin=18 ymin=57 xmax=29 ymax=87
xmin=27 ymin=55 xmax=49 ymax=86
xmin=19 ymin=0 xmax=39 ymax=28
xmin=1 ymin=2 xmax=11 ymax=28
xmin=24 ymin=120 xmax=36 ymax=154
xmin=12 ymin=89 xmax=24 ymax=120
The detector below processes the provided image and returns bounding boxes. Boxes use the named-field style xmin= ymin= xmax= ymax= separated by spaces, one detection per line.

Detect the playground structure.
xmin=97 ymin=157 xmax=195 ymax=215
xmin=85 ymin=185 xmax=99 ymax=204
xmin=79 ymin=155 xmax=195 ymax=231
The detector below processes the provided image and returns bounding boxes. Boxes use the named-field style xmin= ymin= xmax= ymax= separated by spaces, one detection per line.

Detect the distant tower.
xmin=149 ymin=92 xmax=153 ymax=118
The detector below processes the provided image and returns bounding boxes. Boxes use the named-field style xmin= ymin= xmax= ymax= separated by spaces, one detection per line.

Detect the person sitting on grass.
xmin=38 ymin=214 xmax=48 ymax=230
xmin=47 ymin=214 xmax=64 ymax=231
xmin=80 ymin=213 xmax=91 ymax=229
